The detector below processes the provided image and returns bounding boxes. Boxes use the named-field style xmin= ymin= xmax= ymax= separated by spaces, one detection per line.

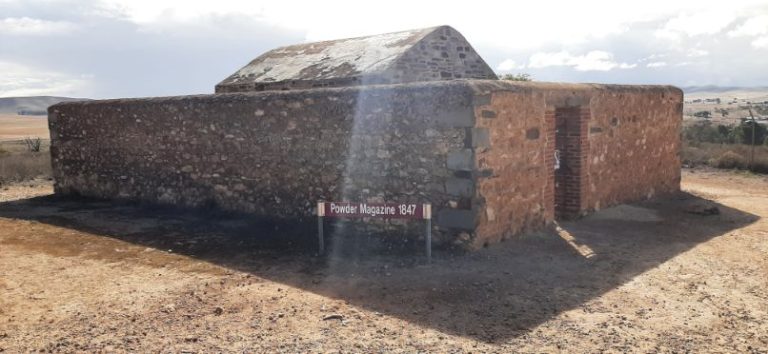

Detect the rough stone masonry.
xmin=48 ymin=27 xmax=682 ymax=249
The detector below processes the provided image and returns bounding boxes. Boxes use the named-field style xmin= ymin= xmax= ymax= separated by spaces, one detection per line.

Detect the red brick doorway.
xmin=553 ymin=107 xmax=589 ymax=219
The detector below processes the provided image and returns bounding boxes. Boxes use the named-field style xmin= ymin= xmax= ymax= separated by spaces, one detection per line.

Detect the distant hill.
xmin=682 ymin=86 xmax=768 ymax=94
xmin=682 ymin=86 xmax=768 ymax=101
xmin=0 ymin=96 xmax=89 ymax=115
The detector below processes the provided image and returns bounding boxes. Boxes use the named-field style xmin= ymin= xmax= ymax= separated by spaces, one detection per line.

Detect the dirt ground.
xmin=0 ymin=168 xmax=766 ymax=353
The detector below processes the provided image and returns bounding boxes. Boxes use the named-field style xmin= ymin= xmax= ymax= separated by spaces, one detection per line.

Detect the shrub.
xmin=710 ymin=151 xmax=746 ymax=169
xmin=682 ymin=142 xmax=768 ymax=174
xmin=683 ymin=122 xmax=732 ymax=144
xmin=683 ymin=120 xmax=767 ymax=146
xmin=23 ymin=137 xmax=42 ymax=152
xmin=500 ymin=73 xmax=532 ymax=81
xmin=752 ymin=159 xmax=768 ymax=174
xmin=693 ymin=111 xmax=711 ymax=118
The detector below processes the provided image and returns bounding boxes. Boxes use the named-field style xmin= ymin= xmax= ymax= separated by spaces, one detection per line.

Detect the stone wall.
xmin=469 ymin=85 xmax=553 ymax=247
xmin=582 ymin=88 xmax=682 ymax=210
xmin=49 ymin=80 xmax=682 ymax=249
xmin=465 ymin=81 xmax=682 ymax=248
xmin=49 ymin=82 xmax=485 ymax=245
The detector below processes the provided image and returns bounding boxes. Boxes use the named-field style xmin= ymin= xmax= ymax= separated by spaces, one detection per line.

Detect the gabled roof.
xmin=215 ymin=25 xmax=497 ymax=93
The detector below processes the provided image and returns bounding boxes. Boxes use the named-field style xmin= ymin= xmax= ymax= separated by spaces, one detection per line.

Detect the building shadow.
xmin=0 ymin=191 xmax=758 ymax=343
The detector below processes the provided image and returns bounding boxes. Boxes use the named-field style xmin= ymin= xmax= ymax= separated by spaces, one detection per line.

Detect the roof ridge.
xmin=215 ymin=25 xmax=496 ymax=93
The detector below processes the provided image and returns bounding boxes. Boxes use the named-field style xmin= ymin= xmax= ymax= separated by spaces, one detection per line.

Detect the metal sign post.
xmin=316 ymin=202 xmax=433 ymax=263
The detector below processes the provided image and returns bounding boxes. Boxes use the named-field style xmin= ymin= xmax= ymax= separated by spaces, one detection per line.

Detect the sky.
xmin=1 ymin=0 xmax=767 ymax=99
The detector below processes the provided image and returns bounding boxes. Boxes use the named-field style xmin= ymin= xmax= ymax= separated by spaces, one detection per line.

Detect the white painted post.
xmin=424 ymin=203 xmax=432 ymax=263
xmin=317 ymin=202 xmax=325 ymax=254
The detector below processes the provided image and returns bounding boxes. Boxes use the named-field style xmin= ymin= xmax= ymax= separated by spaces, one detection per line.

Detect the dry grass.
xmin=682 ymin=141 xmax=768 ymax=173
xmin=0 ymin=140 xmax=51 ymax=184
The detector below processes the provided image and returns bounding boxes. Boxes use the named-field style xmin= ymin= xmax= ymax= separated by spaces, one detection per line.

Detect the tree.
xmin=500 ymin=73 xmax=532 ymax=81
xmin=716 ymin=125 xmax=733 ymax=143
xmin=733 ymin=119 xmax=767 ymax=145
xmin=693 ymin=111 xmax=712 ymax=119
xmin=683 ymin=121 xmax=722 ymax=144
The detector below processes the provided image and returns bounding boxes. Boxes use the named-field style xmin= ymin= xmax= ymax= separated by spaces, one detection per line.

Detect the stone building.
xmin=48 ymin=26 xmax=682 ymax=249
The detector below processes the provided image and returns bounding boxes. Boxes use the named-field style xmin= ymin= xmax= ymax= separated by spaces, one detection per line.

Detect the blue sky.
xmin=1 ymin=0 xmax=767 ymax=98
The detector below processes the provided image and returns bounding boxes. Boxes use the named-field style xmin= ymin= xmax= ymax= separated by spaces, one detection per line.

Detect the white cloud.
xmin=727 ymin=14 xmax=768 ymax=49
xmin=753 ymin=36 xmax=768 ymax=48
xmin=528 ymin=51 xmax=572 ymax=68
xmin=728 ymin=15 xmax=768 ymax=37
xmin=99 ymin=0 xmax=634 ymax=48
xmin=496 ymin=59 xmax=524 ymax=72
xmin=0 ymin=61 xmax=89 ymax=97
xmin=655 ymin=9 xmax=737 ymax=39
xmin=640 ymin=53 xmax=700 ymax=67
xmin=528 ymin=51 xmax=635 ymax=71
xmin=99 ymin=0 xmax=768 ymax=50
xmin=638 ymin=53 xmax=667 ymax=63
xmin=3 ymin=0 xmax=768 ymax=97
xmin=687 ymin=49 xmax=709 ymax=57
xmin=0 ymin=17 xmax=78 ymax=35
